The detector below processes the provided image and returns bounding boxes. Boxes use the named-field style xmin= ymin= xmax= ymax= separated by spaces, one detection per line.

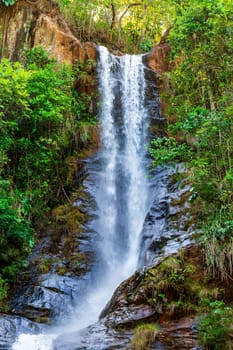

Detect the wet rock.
xmin=159 ymin=316 xmax=199 ymax=350
xmin=99 ymin=271 xmax=157 ymax=327
xmin=98 ymin=245 xmax=202 ymax=328
xmin=138 ymin=166 xmax=195 ymax=267
xmin=53 ymin=320 xmax=133 ymax=350
xmin=11 ymin=273 xmax=88 ymax=322
xmin=8 ymin=161 xmax=98 ymax=324
xmin=0 ymin=314 xmax=45 ymax=349
xmin=143 ymin=56 xmax=167 ymax=137
xmin=104 ymin=304 xmax=156 ymax=327
xmin=53 ymin=309 xmax=199 ymax=350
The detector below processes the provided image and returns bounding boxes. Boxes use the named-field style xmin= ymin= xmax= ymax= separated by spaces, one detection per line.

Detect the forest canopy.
xmin=56 ymin=0 xmax=176 ymax=52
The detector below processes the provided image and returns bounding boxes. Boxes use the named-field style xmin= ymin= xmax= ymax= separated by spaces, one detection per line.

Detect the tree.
xmin=57 ymin=0 xmax=175 ymax=52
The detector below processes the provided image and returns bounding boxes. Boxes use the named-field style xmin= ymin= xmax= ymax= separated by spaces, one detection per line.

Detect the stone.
xmin=53 ymin=321 xmax=133 ymax=350
xmin=159 ymin=316 xmax=199 ymax=349
xmin=144 ymin=42 xmax=171 ymax=73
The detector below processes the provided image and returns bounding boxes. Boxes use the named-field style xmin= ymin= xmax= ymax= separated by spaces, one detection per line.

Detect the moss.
xmin=33 ymin=184 xmax=94 ymax=277
xmin=56 ymin=266 xmax=67 ymax=275
xmin=34 ymin=316 xmax=51 ymax=324
xmin=38 ymin=257 xmax=53 ymax=274
xmin=52 ymin=205 xmax=85 ymax=233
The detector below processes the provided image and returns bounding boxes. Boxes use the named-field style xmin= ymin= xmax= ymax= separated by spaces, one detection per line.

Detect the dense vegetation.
xmin=0 ymin=0 xmax=175 ymax=52
xmin=149 ymin=0 xmax=233 ymax=347
xmin=0 ymin=47 xmax=95 ymax=306
xmin=56 ymin=0 xmax=176 ymax=53
xmin=150 ymin=0 xmax=233 ymax=267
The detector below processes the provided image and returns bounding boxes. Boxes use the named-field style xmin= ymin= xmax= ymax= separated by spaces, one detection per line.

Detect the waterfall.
xmin=96 ymin=46 xmax=149 ymax=278
xmin=12 ymin=46 xmax=150 ymax=349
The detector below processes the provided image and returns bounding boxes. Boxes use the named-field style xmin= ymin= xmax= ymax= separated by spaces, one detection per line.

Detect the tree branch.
xmin=118 ymin=2 xmax=142 ymax=28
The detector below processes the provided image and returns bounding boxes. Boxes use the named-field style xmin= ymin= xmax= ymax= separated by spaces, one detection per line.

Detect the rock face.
xmin=7 ymin=160 xmax=97 ymax=325
xmin=53 ymin=245 xmax=201 ymax=350
xmin=10 ymin=272 xmax=90 ymax=322
xmin=0 ymin=0 xmax=97 ymax=63
xmin=97 ymin=246 xmax=201 ymax=350
xmin=1 ymin=0 xmax=170 ymax=74
xmin=138 ymin=165 xmax=195 ymax=267
xmin=143 ymin=29 xmax=171 ymax=74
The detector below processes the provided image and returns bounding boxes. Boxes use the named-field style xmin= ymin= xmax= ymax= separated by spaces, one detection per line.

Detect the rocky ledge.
xmin=53 ymin=245 xmax=202 ymax=350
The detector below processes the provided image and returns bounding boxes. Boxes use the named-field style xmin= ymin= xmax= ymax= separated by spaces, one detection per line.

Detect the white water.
xmin=12 ymin=46 xmax=150 ymax=350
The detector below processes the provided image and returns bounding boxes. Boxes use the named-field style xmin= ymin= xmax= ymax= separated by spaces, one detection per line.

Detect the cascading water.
xmin=96 ymin=46 xmax=149 ymax=278
xmin=12 ymin=46 xmax=151 ymax=349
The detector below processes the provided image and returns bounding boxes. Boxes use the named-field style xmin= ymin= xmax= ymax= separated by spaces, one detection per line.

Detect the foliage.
xmin=57 ymin=0 xmax=176 ymax=53
xmin=200 ymin=213 xmax=233 ymax=281
xmin=0 ymin=180 xmax=33 ymax=311
xmin=168 ymin=0 xmax=233 ymax=110
xmin=143 ymin=254 xmax=199 ymax=317
xmin=149 ymin=137 xmax=191 ymax=167
xmin=0 ymin=47 xmax=95 ymax=304
xmin=0 ymin=181 xmax=33 ymax=280
xmin=0 ymin=278 xmax=8 ymax=312
xmin=148 ymin=1 xmax=233 ymax=346
xmin=197 ymin=300 xmax=233 ymax=350
xmin=151 ymin=0 xmax=233 ymax=211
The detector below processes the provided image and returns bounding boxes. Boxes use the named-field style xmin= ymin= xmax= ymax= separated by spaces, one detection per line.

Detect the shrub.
xmin=197 ymin=300 xmax=233 ymax=350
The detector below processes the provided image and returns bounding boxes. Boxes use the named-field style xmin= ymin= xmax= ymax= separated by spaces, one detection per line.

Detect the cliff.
xmin=0 ymin=0 xmax=170 ymax=74
xmin=144 ymin=28 xmax=171 ymax=74
xmin=0 ymin=0 xmax=97 ymax=63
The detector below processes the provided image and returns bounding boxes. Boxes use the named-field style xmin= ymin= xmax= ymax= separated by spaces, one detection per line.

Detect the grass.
xmin=131 ymin=323 xmax=159 ymax=350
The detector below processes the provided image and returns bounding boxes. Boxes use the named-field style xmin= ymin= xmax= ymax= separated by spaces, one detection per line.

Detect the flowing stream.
xmin=12 ymin=46 xmax=151 ymax=349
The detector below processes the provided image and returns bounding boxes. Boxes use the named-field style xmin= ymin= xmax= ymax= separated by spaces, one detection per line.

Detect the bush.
xmin=200 ymin=213 xmax=233 ymax=281
xmin=0 ymin=181 xmax=34 ymax=282
xmin=149 ymin=137 xmax=192 ymax=167
xmin=197 ymin=300 xmax=233 ymax=350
